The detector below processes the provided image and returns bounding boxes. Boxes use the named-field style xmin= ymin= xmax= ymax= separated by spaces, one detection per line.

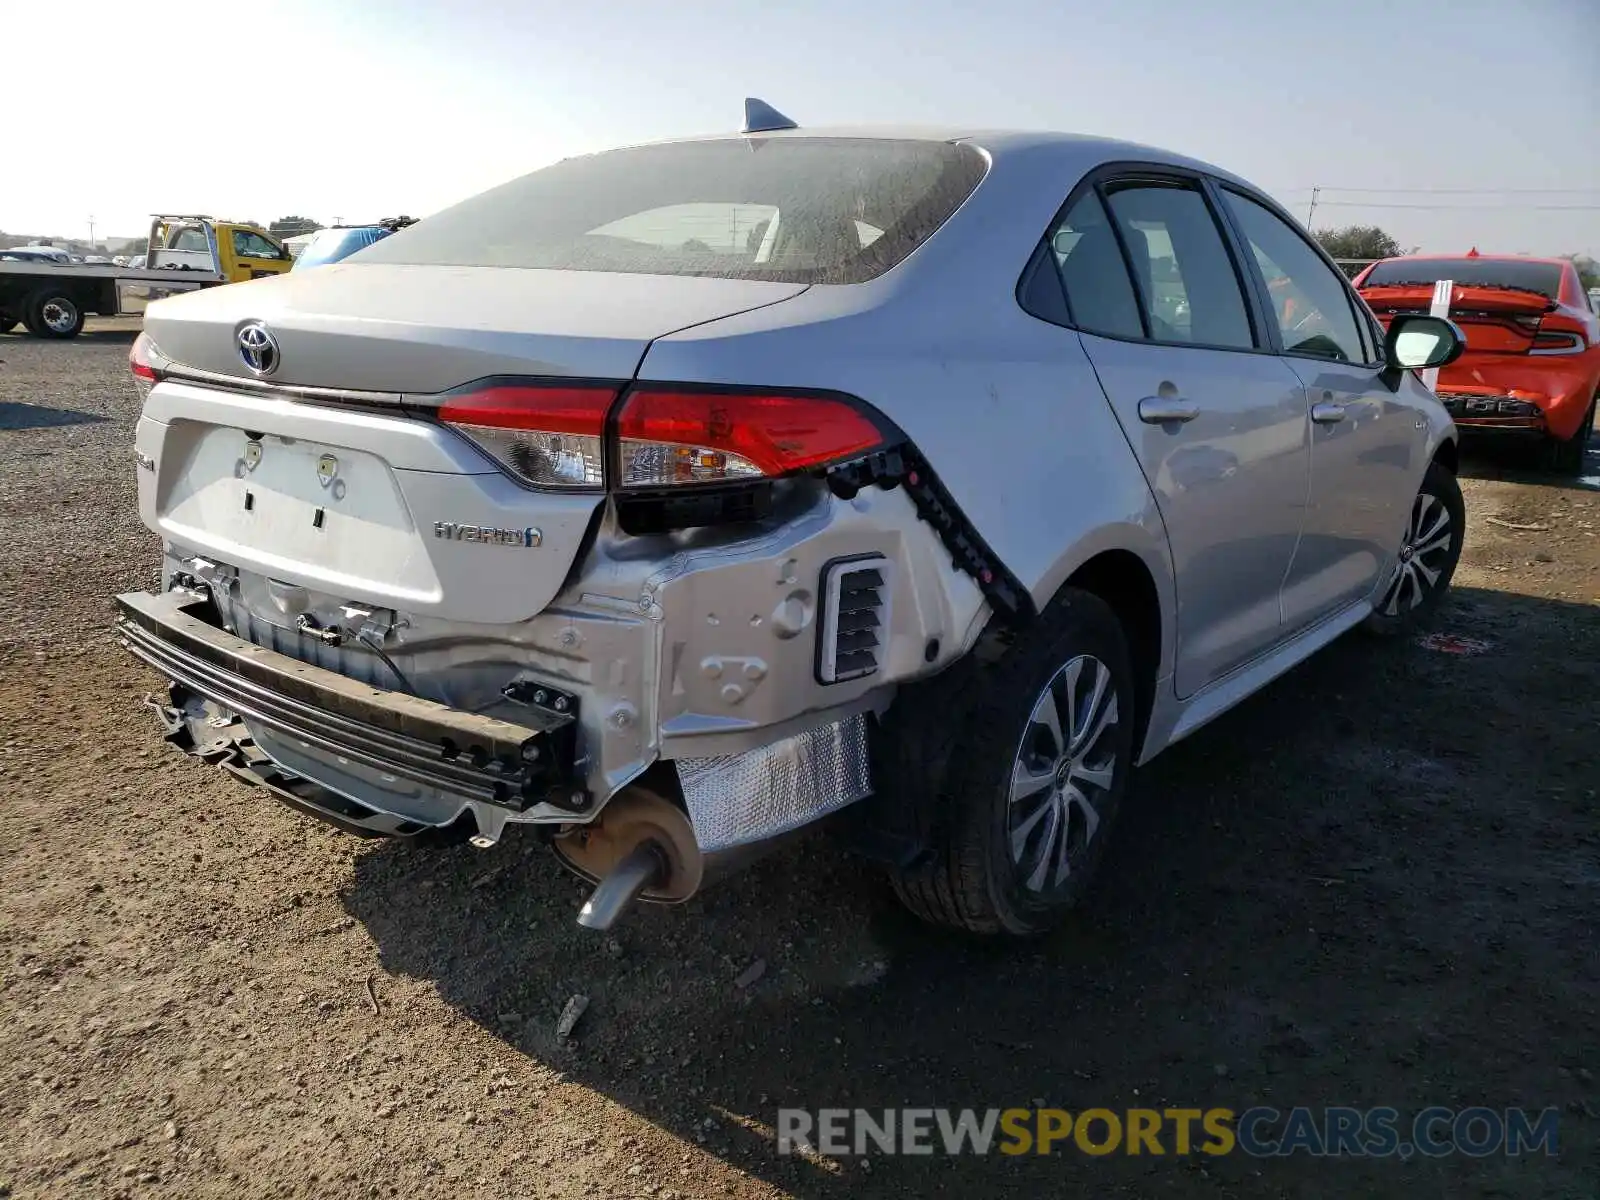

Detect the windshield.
xmin=353 ymin=137 xmax=988 ymax=284
xmin=1362 ymin=258 xmax=1564 ymax=301
xmin=293 ymin=226 xmax=393 ymax=271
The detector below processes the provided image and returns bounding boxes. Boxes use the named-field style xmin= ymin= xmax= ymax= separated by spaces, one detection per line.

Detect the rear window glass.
xmin=353 ymin=138 xmax=987 ymax=284
xmin=1362 ymin=258 xmax=1564 ymax=300
xmin=293 ymin=226 xmax=391 ymax=270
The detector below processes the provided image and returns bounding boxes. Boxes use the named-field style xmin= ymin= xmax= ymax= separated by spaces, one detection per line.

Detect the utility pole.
xmin=1304 ymin=188 xmax=1320 ymax=230
xmin=88 ymin=215 xmax=96 ymax=248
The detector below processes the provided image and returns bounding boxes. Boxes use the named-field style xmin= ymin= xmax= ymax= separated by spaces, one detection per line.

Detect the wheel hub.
xmin=1007 ymin=654 xmax=1120 ymax=893
xmin=1379 ymin=489 xmax=1452 ymax=617
xmin=42 ymin=301 xmax=76 ymax=333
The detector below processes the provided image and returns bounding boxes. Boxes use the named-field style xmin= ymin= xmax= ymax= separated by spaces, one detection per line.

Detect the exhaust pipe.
xmin=553 ymin=783 xmax=703 ymax=930
xmin=576 ymin=842 xmax=665 ymax=931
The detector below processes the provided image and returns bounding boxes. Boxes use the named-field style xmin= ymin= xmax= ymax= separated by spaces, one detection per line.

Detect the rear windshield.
xmin=352 ymin=138 xmax=988 ymax=284
xmin=294 ymin=226 xmax=391 ymax=271
xmin=1362 ymin=258 xmax=1564 ymax=300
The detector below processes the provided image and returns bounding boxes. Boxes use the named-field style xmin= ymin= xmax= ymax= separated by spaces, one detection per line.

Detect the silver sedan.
xmin=118 ymin=100 xmax=1466 ymax=935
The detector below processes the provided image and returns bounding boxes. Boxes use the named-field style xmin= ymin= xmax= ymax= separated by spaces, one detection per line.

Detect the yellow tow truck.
xmin=144 ymin=215 xmax=294 ymax=281
xmin=0 ymin=215 xmax=291 ymax=339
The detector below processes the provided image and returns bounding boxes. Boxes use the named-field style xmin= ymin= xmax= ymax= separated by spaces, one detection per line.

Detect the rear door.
xmin=1046 ymin=174 xmax=1310 ymax=697
xmin=1217 ymin=188 xmax=1427 ymax=631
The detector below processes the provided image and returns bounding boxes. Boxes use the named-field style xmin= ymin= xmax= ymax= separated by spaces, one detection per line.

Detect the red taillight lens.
xmin=1530 ymin=317 xmax=1587 ymax=355
xmin=614 ymin=387 xmax=887 ymax=487
xmin=129 ymin=332 xmax=163 ymax=400
xmin=438 ymin=382 xmax=617 ymax=489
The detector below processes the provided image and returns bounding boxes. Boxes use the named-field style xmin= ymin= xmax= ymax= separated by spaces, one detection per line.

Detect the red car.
xmin=1354 ymin=252 xmax=1600 ymax=472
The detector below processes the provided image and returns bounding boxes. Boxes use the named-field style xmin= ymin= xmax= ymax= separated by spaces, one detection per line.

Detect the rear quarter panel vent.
xmin=817 ymin=555 xmax=893 ymax=684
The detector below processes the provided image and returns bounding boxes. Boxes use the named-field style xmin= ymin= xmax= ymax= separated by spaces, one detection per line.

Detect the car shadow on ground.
xmin=1457 ymin=423 xmax=1600 ymax=494
xmin=0 ymin=401 xmax=110 ymax=430
xmin=343 ymin=587 xmax=1598 ymax=1198
xmin=0 ymin=328 xmax=139 ymax=345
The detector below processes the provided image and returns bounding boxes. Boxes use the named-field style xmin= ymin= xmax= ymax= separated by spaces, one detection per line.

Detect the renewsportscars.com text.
xmin=777 ymin=1106 xmax=1559 ymax=1159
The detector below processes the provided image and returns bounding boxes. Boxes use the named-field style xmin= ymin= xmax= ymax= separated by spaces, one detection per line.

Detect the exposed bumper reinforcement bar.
xmin=144 ymin=691 xmax=442 ymax=838
xmin=115 ymin=589 xmax=583 ymax=813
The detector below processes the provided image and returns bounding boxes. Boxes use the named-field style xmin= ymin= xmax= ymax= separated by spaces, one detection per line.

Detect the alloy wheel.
xmin=1379 ymin=490 xmax=1453 ymax=616
xmin=1008 ymin=654 xmax=1120 ymax=892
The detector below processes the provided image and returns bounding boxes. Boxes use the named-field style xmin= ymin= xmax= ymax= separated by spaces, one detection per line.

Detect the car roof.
xmin=1377 ymin=252 xmax=1569 ymax=267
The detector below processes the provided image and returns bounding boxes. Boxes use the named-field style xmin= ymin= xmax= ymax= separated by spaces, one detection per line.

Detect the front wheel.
xmin=1546 ymin=397 xmax=1595 ymax=475
xmin=888 ymin=588 xmax=1137 ymax=936
xmin=1363 ymin=461 xmax=1465 ymax=635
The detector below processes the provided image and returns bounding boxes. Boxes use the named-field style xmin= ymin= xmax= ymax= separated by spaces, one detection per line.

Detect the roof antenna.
xmin=742 ymin=97 xmax=798 ymax=134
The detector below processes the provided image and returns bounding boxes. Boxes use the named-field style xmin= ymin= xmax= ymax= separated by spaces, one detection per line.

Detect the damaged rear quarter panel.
xmin=637 ymin=288 xmax=1176 ymax=686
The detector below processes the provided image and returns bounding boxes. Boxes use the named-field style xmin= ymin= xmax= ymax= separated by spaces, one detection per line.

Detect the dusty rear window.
xmin=1362 ymin=258 xmax=1565 ymax=301
xmin=353 ymin=138 xmax=986 ymax=284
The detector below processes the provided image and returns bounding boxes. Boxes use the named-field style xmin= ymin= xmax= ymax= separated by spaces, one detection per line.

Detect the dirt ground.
xmin=1 ymin=318 xmax=1596 ymax=1199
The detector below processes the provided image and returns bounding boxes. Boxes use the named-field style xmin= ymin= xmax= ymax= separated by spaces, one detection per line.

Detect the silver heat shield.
xmin=675 ymin=714 xmax=872 ymax=852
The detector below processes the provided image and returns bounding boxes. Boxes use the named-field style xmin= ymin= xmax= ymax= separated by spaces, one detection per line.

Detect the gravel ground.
xmin=1 ymin=319 xmax=1597 ymax=1199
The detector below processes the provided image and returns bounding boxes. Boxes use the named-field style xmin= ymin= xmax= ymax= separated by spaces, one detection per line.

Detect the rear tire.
xmin=888 ymin=588 xmax=1137 ymax=936
xmin=1363 ymin=460 xmax=1465 ymax=636
xmin=1546 ymin=397 xmax=1595 ymax=475
xmin=23 ymin=289 xmax=85 ymax=339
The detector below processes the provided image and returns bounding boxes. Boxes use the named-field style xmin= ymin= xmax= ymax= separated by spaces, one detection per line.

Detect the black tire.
xmin=888 ymin=588 xmax=1137 ymax=936
xmin=23 ymin=289 xmax=85 ymax=339
xmin=1545 ymin=397 xmax=1595 ymax=476
xmin=1363 ymin=460 xmax=1465 ymax=636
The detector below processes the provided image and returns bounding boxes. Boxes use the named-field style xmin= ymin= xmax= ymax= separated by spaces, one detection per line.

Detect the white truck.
xmin=0 ymin=215 xmax=291 ymax=338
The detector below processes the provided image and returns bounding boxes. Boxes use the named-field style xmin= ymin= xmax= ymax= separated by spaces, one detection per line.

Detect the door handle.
xmin=1311 ymin=402 xmax=1347 ymax=425
xmin=1137 ymin=396 xmax=1200 ymax=424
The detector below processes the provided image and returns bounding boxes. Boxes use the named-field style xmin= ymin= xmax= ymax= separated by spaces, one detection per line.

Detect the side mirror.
xmin=1385 ymin=313 xmax=1465 ymax=371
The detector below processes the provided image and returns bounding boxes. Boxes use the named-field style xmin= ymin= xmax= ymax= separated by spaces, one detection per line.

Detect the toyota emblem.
xmin=237 ymin=321 xmax=279 ymax=377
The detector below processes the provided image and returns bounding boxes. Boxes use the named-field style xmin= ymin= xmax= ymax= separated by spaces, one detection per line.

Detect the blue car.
xmin=290 ymin=217 xmax=417 ymax=271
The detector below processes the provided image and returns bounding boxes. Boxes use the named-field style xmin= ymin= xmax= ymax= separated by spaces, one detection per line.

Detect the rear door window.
xmin=356 ymin=138 xmax=987 ymax=284
xmin=1101 ymin=181 xmax=1256 ymax=349
xmin=1044 ymin=190 xmax=1144 ymax=340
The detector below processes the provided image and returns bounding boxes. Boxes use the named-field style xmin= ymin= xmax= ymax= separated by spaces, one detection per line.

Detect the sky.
xmin=7 ymin=0 xmax=1598 ymax=256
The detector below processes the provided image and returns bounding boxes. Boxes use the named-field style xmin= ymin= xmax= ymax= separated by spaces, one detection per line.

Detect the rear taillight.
xmin=613 ymin=386 xmax=889 ymax=488
xmin=433 ymin=378 xmax=897 ymax=528
xmin=1531 ymin=319 xmax=1587 ymax=355
xmin=129 ymin=332 xmax=165 ymax=401
xmin=438 ymin=381 xmax=618 ymax=489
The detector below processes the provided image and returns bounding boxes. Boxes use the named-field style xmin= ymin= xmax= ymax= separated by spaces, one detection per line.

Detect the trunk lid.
xmin=1360 ymin=283 xmax=1557 ymax=355
xmin=143 ymin=263 xmax=809 ymax=391
xmin=137 ymin=266 xmax=809 ymax=624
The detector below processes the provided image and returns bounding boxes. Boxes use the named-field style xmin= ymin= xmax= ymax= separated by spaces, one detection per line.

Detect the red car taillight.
xmin=438 ymin=381 xmax=619 ymax=489
xmin=128 ymin=332 xmax=165 ymax=401
xmin=1530 ymin=315 xmax=1588 ymax=355
xmin=437 ymin=378 xmax=897 ymax=530
xmin=613 ymin=386 xmax=890 ymax=488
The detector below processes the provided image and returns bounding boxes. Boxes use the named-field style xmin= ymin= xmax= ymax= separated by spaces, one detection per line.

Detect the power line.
xmin=1279 ymin=186 xmax=1600 ymax=195
xmin=1314 ymin=200 xmax=1600 ymax=211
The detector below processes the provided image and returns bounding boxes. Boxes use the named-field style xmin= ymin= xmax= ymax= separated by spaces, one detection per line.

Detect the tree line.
xmin=1311 ymin=224 xmax=1598 ymax=289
